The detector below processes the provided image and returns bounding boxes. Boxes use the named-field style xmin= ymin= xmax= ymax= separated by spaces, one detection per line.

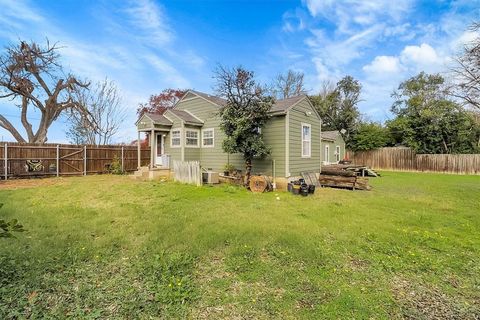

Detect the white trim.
xmin=285 ymin=112 xmax=290 ymax=177
xmin=201 ymin=128 xmax=215 ymax=148
xmin=335 ymin=145 xmax=341 ymax=162
xmin=301 ymin=122 xmax=312 ymax=158
xmin=324 ymin=145 xmax=330 ymax=163
xmin=185 ymin=128 xmax=200 ymax=148
xmin=170 ymin=128 xmax=181 ymax=148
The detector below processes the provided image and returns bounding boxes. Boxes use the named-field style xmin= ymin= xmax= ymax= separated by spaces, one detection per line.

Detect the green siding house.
xmin=136 ymin=90 xmax=323 ymax=188
xmin=321 ymin=130 xmax=346 ymax=164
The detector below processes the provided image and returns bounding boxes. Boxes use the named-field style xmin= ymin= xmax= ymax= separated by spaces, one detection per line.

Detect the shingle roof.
xmin=189 ymin=90 xmax=227 ymax=107
xmin=269 ymin=95 xmax=307 ymax=113
xmin=184 ymin=90 xmax=307 ymax=115
xmin=144 ymin=113 xmax=172 ymax=126
xmin=321 ymin=130 xmax=341 ymax=141
xmin=168 ymin=109 xmax=204 ymax=125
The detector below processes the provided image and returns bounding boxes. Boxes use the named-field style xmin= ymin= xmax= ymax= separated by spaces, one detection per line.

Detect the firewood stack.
xmin=319 ymin=166 xmax=372 ymax=191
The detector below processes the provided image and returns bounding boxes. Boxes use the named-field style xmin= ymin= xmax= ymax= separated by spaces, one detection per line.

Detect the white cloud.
xmin=400 ymin=43 xmax=446 ymax=72
xmin=123 ymin=0 xmax=173 ymax=45
xmin=302 ymin=0 xmax=412 ymax=34
xmin=363 ymin=56 xmax=401 ymax=74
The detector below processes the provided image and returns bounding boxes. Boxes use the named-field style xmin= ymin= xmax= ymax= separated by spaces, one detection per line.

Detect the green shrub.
xmin=109 ymin=154 xmax=123 ymax=175
xmin=0 ymin=203 xmax=25 ymax=238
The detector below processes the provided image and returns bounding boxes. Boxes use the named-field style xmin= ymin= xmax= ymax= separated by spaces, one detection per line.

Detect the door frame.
xmin=155 ymin=133 xmax=165 ymax=166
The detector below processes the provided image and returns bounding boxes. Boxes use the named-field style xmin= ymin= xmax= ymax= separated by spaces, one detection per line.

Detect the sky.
xmin=0 ymin=0 xmax=479 ymax=143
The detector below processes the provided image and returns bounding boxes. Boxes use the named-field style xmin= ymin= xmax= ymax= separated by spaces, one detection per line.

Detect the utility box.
xmin=202 ymin=171 xmax=219 ymax=184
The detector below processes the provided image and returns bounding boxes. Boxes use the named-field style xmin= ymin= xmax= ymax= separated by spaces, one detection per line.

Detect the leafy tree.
xmin=0 ymin=40 xmax=89 ymax=143
xmin=67 ymin=79 xmax=126 ymax=145
xmin=137 ymin=88 xmax=186 ymax=117
xmin=310 ymin=76 xmax=362 ymax=148
xmin=214 ymin=66 xmax=273 ymax=188
xmin=350 ymin=122 xmax=393 ymax=151
xmin=272 ymin=70 xmax=306 ymax=99
xmin=388 ymin=72 xmax=480 ymax=154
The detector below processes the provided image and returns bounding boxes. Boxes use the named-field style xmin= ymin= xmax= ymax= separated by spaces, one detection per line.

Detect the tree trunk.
xmin=245 ymin=158 xmax=252 ymax=188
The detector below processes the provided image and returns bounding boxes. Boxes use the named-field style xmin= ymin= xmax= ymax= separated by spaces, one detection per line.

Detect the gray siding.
xmin=288 ymin=99 xmax=321 ymax=177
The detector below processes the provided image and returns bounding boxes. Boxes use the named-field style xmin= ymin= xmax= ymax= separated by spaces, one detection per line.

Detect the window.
xmin=324 ymin=145 xmax=330 ymax=163
xmin=301 ymin=123 xmax=311 ymax=158
xmin=185 ymin=129 xmax=199 ymax=147
xmin=171 ymin=130 xmax=181 ymax=147
xmin=202 ymin=128 xmax=214 ymax=147
xmin=335 ymin=145 xmax=341 ymax=162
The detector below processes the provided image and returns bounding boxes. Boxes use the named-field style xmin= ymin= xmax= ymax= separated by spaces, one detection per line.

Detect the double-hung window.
xmin=171 ymin=130 xmax=181 ymax=147
xmin=335 ymin=146 xmax=341 ymax=162
xmin=202 ymin=128 xmax=214 ymax=147
xmin=185 ymin=129 xmax=199 ymax=147
xmin=301 ymin=123 xmax=311 ymax=158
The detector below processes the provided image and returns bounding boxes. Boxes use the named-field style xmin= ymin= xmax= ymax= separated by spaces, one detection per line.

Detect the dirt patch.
xmin=392 ymin=277 xmax=480 ymax=319
xmin=0 ymin=177 xmax=66 ymax=190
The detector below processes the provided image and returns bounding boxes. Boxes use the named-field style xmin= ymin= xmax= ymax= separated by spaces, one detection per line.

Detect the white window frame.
xmin=170 ymin=129 xmax=181 ymax=148
xmin=202 ymin=128 xmax=214 ymax=148
xmin=301 ymin=123 xmax=311 ymax=158
xmin=185 ymin=128 xmax=200 ymax=148
xmin=324 ymin=145 xmax=330 ymax=163
xmin=335 ymin=145 xmax=341 ymax=162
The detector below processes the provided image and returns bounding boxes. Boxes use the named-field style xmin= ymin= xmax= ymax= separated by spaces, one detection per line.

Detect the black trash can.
xmin=300 ymin=184 xmax=309 ymax=196
xmin=308 ymin=185 xmax=316 ymax=194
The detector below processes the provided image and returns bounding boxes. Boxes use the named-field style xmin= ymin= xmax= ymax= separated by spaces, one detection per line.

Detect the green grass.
xmin=0 ymin=172 xmax=479 ymax=319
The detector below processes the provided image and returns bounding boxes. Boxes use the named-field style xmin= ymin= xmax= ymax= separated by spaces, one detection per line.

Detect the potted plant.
xmin=223 ymin=163 xmax=235 ymax=176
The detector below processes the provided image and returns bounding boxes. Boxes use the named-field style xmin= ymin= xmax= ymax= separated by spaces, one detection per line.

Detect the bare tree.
xmin=272 ymin=70 xmax=306 ymax=99
xmin=451 ymin=22 xmax=480 ymax=110
xmin=67 ymin=79 xmax=126 ymax=145
xmin=0 ymin=40 xmax=89 ymax=143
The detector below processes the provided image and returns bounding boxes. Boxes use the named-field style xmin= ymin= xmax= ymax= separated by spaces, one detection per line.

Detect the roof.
xmin=189 ymin=90 xmax=227 ymax=107
xmin=179 ymin=90 xmax=309 ymax=115
xmin=138 ymin=113 xmax=173 ymax=126
xmin=269 ymin=95 xmax=307 ymax=114
xmin=321 ymin=130 xmax=342 ymax=141
xmin=167 ymin=109 xmax=204 ymax=125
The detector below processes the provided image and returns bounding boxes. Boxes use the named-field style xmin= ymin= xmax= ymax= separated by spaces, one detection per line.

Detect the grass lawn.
xmin=0 ymin=172 xmax=479 ymax=319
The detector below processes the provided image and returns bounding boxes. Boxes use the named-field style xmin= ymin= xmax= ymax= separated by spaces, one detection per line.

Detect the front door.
xmin=156 ymin=133 xmax=164 ymax=166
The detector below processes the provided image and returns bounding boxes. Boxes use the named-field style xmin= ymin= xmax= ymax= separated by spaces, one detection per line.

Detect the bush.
xmin=109 ymin=154 xmax=123 ymax=175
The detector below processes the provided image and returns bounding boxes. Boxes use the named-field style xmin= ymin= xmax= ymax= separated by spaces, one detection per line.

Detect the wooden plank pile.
xmin=319 ymin=164 xmax=374 ymax=191
xmin=326 ymin=164 xmax=380 ymax=177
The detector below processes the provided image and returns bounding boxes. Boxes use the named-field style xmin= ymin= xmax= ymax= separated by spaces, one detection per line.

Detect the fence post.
xmin=121 ymin=146 xmax=124 ymax=173
xmin=4 ymin=143 xmax=7 ymax=181
xmin=56 ymin=145 xmax=60 ymax=177
xmin=84 ymin=145 xmax=87 ymax=176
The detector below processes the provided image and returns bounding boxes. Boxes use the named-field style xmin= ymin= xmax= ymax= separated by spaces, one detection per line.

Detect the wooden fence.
xmin=0 ymin=142 xmax=151 ymax=180
xmin=173 ymin=160 xmax=202 ymax=186
xmin=346 ymin=147 xmax=480 ymax=175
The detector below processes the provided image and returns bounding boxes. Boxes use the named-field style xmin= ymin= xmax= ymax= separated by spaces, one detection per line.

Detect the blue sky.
xmin=0 ymin=0 xmax=479 ymax=143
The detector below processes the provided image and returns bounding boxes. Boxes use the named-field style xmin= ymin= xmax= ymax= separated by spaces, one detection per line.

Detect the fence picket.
xmin=0 ymin=142 xmax=150 ymax=179
xmin=347 ymin=147 xmax=480 ymax=175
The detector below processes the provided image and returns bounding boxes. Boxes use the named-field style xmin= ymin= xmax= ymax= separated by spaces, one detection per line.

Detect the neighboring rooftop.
xmin=321 ymin=130 xmax=341 ymax=141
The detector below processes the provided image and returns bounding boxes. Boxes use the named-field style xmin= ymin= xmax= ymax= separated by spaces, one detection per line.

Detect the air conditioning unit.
xmin=202 ymin=171 xmax=219 ymax=184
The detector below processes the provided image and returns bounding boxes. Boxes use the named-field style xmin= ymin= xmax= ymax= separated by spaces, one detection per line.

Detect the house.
xmin=135 ymin=90 xmax=323 ymax=189
xmin=321 ymin=130 xmax=346 ymax=164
